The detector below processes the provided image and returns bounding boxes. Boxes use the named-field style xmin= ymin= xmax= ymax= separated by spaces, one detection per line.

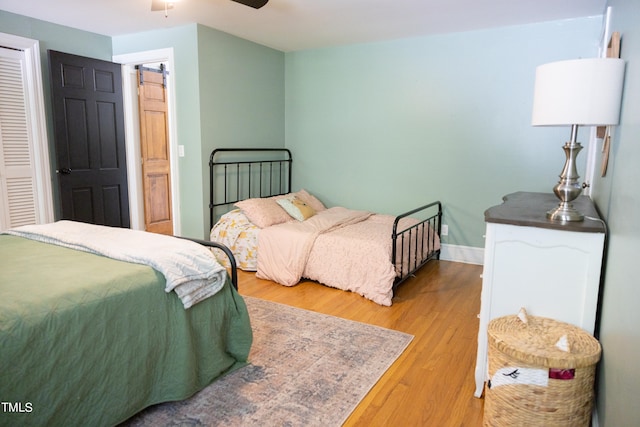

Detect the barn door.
xmin=137 ymin=66 xmax=173 ymax=235
xmin=48 ymin=50 xmax=130 ymax=227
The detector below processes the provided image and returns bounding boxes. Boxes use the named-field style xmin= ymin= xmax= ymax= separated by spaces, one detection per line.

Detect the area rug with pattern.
xmin=122 ymin=296 xmax=413 ymax=426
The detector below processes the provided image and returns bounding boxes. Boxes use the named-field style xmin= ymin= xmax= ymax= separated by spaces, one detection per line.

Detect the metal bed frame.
xmin=209 ymin=148 xmax=292 ymax=230
xmin=391 ymin=201 xmax=442 ymax=288
xmin=209 ymin=148 xmax=441 ymax=290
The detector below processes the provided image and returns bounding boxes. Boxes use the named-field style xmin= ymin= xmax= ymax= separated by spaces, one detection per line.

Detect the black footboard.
xmin=392 ymin=201 xmax=442 ymax=288
xmin=177 ymin=237 xmax=238 ymax=290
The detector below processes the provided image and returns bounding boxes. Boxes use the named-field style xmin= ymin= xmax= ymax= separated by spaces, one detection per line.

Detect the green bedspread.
xmin=0 ymin=235 xmax=253 ymax=427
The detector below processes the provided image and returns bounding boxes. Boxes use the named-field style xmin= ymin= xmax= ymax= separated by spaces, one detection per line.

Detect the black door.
xmin=48 ymin=50 xmax=130 ymax=227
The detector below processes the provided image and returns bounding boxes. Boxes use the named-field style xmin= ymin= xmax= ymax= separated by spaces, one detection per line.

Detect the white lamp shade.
xmin=531 ymin=58 xmax=626 ymax=126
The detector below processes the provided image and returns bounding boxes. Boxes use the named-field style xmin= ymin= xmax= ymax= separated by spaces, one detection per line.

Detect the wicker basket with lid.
xmin=483 ymin=309 xmax=601 ymax=427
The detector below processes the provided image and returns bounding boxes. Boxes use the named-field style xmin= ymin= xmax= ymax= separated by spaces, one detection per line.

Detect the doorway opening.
xmin=113 ymin=48 xmax=181 ymax=235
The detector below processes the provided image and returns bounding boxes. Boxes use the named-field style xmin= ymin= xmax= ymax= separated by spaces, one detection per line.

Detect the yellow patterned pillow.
xmin=276 ymin=196 xmax=316 ymax=221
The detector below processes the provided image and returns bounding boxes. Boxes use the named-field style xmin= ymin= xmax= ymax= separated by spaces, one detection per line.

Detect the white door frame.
xmin=113 ymin=48 xmax=181 ymax=235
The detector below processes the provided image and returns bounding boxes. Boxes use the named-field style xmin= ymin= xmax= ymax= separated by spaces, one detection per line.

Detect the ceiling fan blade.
xmin=151 ymin=0 xmax=174 ymax=12
xmin=231 ymin=0 xmax=269 ymax=9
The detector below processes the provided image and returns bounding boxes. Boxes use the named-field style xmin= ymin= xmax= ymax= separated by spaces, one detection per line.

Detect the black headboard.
xmin=209 ymin=148 xmax=292 ymax=229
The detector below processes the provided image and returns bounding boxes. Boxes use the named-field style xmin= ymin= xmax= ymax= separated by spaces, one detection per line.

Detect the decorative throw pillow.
xmin=233 ymin=189 xmax=325 ymax=227
xmin=295 ymin=189 xmax=326 ymax=212
xmin=234 ymin=198 xmax=291 ymax=228
xmin=276 ymin=196 xmax=316 ymax=221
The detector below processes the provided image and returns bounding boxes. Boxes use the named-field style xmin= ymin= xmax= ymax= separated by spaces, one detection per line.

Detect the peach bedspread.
xmin=256 ymin=207 xmax=428 ymax=306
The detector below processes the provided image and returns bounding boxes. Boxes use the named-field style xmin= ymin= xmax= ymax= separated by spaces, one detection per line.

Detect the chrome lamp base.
xmin=547 ymin=201 xmax=584 ymax=222
xmin=547 ymin=125 xmax=585 ymax=222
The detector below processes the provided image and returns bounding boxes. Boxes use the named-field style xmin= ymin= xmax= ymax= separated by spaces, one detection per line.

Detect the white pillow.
xmin=276 ymin=196 xmax=316 ymax=221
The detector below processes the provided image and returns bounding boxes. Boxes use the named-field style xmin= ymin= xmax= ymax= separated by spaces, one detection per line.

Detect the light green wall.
xmin=196 ymin=25 xmax=285 ymax=232
xmin=112 ymin=24 xmax=284 ymax=238
xmin=592 ymin=1 xmax=640 ymax=425
xmin=285 ymin=18 xmax=602 ymax=247
xmin=197 ymin=25 xmax=284 ymax=152
xmin=1 ymin=8 xmax=602 ymax=248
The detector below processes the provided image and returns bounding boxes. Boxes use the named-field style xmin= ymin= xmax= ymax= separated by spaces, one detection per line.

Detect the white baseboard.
xmin=440 ymin=243 xmax=484 ymax=265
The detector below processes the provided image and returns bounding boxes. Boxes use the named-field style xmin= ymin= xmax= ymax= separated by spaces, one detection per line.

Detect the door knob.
xmin=57 ymin=168 xmax=72 ymax=174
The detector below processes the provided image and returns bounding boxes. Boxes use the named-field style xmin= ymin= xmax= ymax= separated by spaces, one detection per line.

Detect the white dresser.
xmin=474 ymin=192 xmax=605 ymax=397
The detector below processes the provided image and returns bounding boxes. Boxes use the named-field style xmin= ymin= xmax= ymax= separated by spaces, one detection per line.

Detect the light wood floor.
xmin=237 ymin=260 xmax=485 ymax=426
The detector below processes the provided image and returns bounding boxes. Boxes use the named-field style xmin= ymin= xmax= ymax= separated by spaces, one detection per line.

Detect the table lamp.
xmin=531 ymin=58 xmax=625 ymax=222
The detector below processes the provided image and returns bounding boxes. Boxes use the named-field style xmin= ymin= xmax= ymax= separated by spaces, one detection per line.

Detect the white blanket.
xmin=4 ymin=221 xmax=227 ymax=308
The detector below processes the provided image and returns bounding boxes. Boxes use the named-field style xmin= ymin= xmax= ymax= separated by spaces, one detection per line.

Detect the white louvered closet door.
xmin=0 ymin=46 xmax=39 ymax=229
